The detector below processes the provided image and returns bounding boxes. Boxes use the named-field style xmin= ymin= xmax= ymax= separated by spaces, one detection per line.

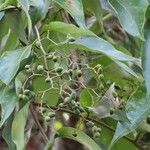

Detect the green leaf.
xmin=2 ymin=114 xmax=16 ymax=150
xmin=0 ymin=45 xmax=31 ymax=85
xmin=12 ymin=102 xmax=30 ymax=150
xmin=42 ymin=21 xmax=93 ymax=38
xmin=53 ymin=0 xmax=86 ymax=28
xmin=67 ymin=35 xmax=135 ymax=62
xmin=5 ymin=10 xmax=28 ymax=44
xmin=142 ymin=21 xmax=150 ymax=92
xmin=80 ymin=89 xmax=93 ymax=107
xmin=110 ymin=84 xmax=150 ymax=148
xmin=108 ymin=0 xmax=148 ymax=40
xmin=0 ymin=88 xmax=18 ymax=127
xmin=0 ymin=0 xmax=16 ymax=11
xmin=58 ymin=127 xmax=101 ymax=150
xmin=17 ymin=0 xmax=32 ymax=36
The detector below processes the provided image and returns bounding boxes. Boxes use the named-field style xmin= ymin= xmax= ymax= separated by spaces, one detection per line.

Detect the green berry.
xmin=98 ymin=67 xmax=103 ymax=74
xmin=94 ymin=132 xmax=100 ymax=138
xmin=22 ymin=95 xmax=29 ymax=101
xmin=47 ymin=54 xmax=53 ymax=59
xmin=55 ymin=67 xmax=63 ymax=73
xmin=25 ymin=65 xmax=30 ymax=69
xmin=64 ymin=97 xmax=71 ymax=104
xmin=45 ymin=116 xmax=51 ymax=122
xmin=97 ymin=127 xmax=102 ymax=132
xmin=52 ymin=56 xmax=58 ymax=62
xmin=30 ymin=91 xmax=36 ymax=98
xmin=73 ymin=64 xmax=78 ymax=70
xmin=24 ymin=89 xmax=30 ymax=95
xmin=115 ymin=84 xmax=121 ymax=90
xmin=37 ymin=65 xmax=44 ymax=72
xmin=79 ymin=106 xmax=84 ymax=113
xmin=74 ymin=109 xmax=80 ymax=114
xmin=18 ymin=94 xmax=23 ymax=100
xmin=41 ymin=108 xmax=47 ymax=114
xmin=71 ymin=100 xmax=76 ymax=106
xmin=88 ymin=107 xmax=94 ymax=113
xmin=110 ymin=107 xmax=115 ymax=115
xmin=86 ymin=121 xmax=94 ymax=127
xmin=36 ymin=41 xmax=40 ymax=47
xmin=113 ymin=91 xmax=117 ymax=98
xmin=77 ymin=70 xmax=82 ymax=77
xmin=26 ymin=68 xmax=32 ymax=73
xmin=70 ymin=92 xmax=77 ymax=100
xmin=48 ymin=112 xmax=55 ymax=118
xmin=92 ymin=126 xmax=98 ymax=132
xmin=59 ymin=103 xmax=65 ymax=108
xmin=45 ymin=77 xmax=51 ymax=83
xmin=98 ymin=74 xmax=104 ymax=81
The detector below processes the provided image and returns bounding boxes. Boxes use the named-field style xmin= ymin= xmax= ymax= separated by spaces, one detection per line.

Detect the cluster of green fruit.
xmin=86 ymin=121 xmax=102 ymax=138
xmin=18 ymin=89 xmax=35 ymax=101
xmin=59 ymin=91 xmax=85 ymax=114
xmin=40 ymin=108 xmax=56 ymax=122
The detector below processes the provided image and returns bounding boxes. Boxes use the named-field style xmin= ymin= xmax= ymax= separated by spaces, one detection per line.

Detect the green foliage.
xmin=0 ymin=0 xmax=150 ymax=150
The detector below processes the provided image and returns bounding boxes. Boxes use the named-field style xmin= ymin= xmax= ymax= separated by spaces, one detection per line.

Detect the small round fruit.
xmin=45 ymin=77 xmax=51 ymax=83
xmin=64 ymin=97 xmax=71 ymax=104
xmin=59 ymin=103 xmax=65 ymax=108
xmin=110 ymin=107 xmax=115 ymax=115
xmin=18 ymin=94 xmax=23 ymax=100
xmin=22 ymin=95 xmax=29 ymax=101
xmin=26 ymin=68 xmax=32 ymax=73
xmin=48 ymin=112 xmax=55 ymax=118
xmin=45 ymin=116 xmax=51 ymax=122
xmin=113 ymin=91 xmax=117 ymax=98
xmin=75 ymin=109 xmax=80 ymax=114
xmin=98 ymin=74 xmax=104 ymax=81
xmin=68 ymin=69 xmax=73 ymax=76
xmin=94 ymin=132 xmax=100 ymax=138
xmin=56 ymin=67 xmax=63 ymax=73
xmin=41 ymin=108 xmax=47 ymax=114
xmin=52 ymin=56 xmax=58 ymax=62
xmin=97 ymin=127 xmax=102 ymax=132
xmin=47 ymin=54 xmax=53 ymax=59
xmin=24 ymin=89 xmax=30 ymax=95
xmin=86 ymin=121 xmax=94 ymax=127
xmin=92 ymin=126 xmax=98 ymax=132
xmin=77 ymin=70 xmax=82 ymax=77
xmin=37 ymin=65 xmax=44 ymax=72
xmin=36 ymin=41 xmax=40 ymax=47
xmin=25 ymin=65 xmax=30 ymax=69
xmin=70 ymin=92 xmax=77 ymax=99
xmin=73 ymin=64 xmax=78 ymax=70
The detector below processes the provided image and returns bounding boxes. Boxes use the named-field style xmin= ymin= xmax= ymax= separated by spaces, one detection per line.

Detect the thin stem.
xmin=30 ymin=104 xmax=48 ymax=144
xmin=32 ymin=101 xmax=145 ymax=150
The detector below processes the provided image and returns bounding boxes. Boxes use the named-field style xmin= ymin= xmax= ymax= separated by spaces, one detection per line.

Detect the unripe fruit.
xmin=94 ymin=132 xmax=100 ymax=138
xmin=45 ymin=77 xmax=51 ymax=83
xmin=41 ymin=108 xmax=47 ymax=114
xmin=36 ymin=41 xmax=40 ymax=48
xmin=52 ymin=56 xmax=58 ymax=62
xmin=79 ymin=107 xmax=84 ymax=113
xmin=18 ymin=94 xmax=23 ymax=100
xmin=45 ymin=116 xmax=51 ymax=122
xmin=86 ymin=121 xmax=94 ymax=127
xmin=37 ymin=65 xmax=44 ymax=72
xmin=97 ymin=127 xmax=102 ymax=132
xmin=73 ymin=64 xmax=78 ymax=70
xmin=25 ymin=65 xmax=30 ymax=69
xmin=22 ymin=95 xmax=29 ymax=101
xmin=110 ymin=107 xmax=115 ymax=115
xmin=59 ymin=103 xmax=65 ymax=108
xmin=113 ymin=91 xmax=117 ymax=98
xmin=98 ymin=74 xmax=104 ymax=81
xmin=70 ymin=92 xmax=77 ymax=100
xmin=92 ymin=126 xmax=98 ymax=132
xmin=26 ymin=68 xmax=32 ymax=73
xmin=24 ymin=89 xmax=30 ymax=95
xmin=75 ymin=109 xmax=80 ymax=114
xmin=71 ymin=100 xmax=76 ymax=106
xmin=64 ymin=97 xmax=71 ymax=104
xmin=77 ymin=70 xmax=82 ymax=77
xmin=47 ymin=54 xmax=53 ymax=59
xmin=48 ymin=112 xmax=55 ymax=118
xmin=30 ymin=91 xmax=36 ymax=98
xmin=56 ymin=67 xmax=63 ymax=73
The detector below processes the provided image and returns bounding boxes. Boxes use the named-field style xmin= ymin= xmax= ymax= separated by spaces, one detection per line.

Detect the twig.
xmin=29 ymin=104 xmax=48 ymax=144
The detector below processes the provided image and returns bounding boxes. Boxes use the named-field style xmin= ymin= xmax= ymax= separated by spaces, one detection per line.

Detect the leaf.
xmin=42 ymin=21 xmax=93 ymax=38
xmin=0 ymin=0 xmax=16 ymax=11
xmin=80 ymin=89 xmax=93 ymax=107
xmin=53 ymin=0 xmax=86 ymax=28
xmin=17 ymin=0 xmax=32 ymax=36
xmin=5 ymin=10 xmax=28 ymax=44
xmin=110 ymin=84 xmax=150 ymax=149
xmin=2 ymin=114 xmax=16 ymax=150
xmin=108 ymin=0 xmax=148 ymax=40
xmin=58 ymin=127 xmax=101 ymax=150
xmin=94 ymin=84 xmax=129 ymax=122
xmin=142 ymin=21 xmax=150 ymax=92
xmin=29 ymin=0 xmax=49 ymax=25
xmin=0 ymin=45 xmax=31 ymax=85
xmin=67 ymin=35 xmax=135 ymax=62
xmin=0 ymin=88 xmax=18 ymax=127
xmin=12 ymin=102 xmax=30 ymax=150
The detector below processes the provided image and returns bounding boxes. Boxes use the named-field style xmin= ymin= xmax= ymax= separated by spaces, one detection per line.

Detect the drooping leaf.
xmin=42 ymin=21 xmax=93 ymax=38
xmin=58 ymin=127 xmax=101 ymax=150
xmin=142 ymin=21 xmax=150 ymax=92
xmin=53 ymin=0 xmax=86 ymax=28
xmin=0 ymin=45 xmax=31 ymax=85
xmin=108 ymin=0 xmax=148 ymax=40
xmin=2 ymin=114 xmax=16 ymax=150
xmin=80 ymin=89 xmax=93 ymax=107
xmin=0 ymin=87 xmax=18 ymax=127
xmin=12 ymin=102 xmax=30 ymax=150
xmin=110 ymin=84 xmax=150 ymax=148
